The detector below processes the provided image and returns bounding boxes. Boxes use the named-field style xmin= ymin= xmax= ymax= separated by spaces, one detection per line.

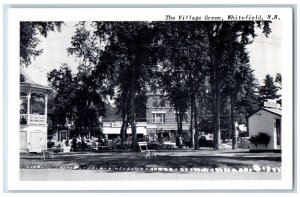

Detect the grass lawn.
xmin=20 ymin=149 xmax=281 ymax=169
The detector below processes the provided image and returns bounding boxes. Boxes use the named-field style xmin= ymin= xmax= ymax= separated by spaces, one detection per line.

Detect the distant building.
xmin=101 ymin=94 xmax=191 ymax=141
xmin=146 ymin=94 xmax=190 ymax=142
xmin=47 ymin=94 xmax=191 ymax=142
xmin=101 ymin=105 xmax=147 ymax=139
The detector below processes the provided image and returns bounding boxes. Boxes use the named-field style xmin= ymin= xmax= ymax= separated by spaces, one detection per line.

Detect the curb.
xmin=22 ymin=165 xmax=282 ymax=173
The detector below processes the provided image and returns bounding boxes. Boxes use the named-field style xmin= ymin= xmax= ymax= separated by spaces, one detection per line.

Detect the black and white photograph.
xmin=4 ymin=6 xmax=295 ymax=192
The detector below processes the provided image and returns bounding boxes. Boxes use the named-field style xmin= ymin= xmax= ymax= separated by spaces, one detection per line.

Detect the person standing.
xmin=179 ymin=136 xmax=183 ymax=149
xmin=71 ymin=136 xmax=77 ymax=152
xmin=184 ymin=133 xmax=191 ymax=148
xmin=175 ymin=133 xmax=180 ymax=147
xmin=82 ymin=135 xmax=86 ymax=151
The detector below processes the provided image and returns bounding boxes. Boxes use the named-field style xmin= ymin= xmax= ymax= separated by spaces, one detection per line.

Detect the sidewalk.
xmin=20 ymin=169 xmax=282 ymax=181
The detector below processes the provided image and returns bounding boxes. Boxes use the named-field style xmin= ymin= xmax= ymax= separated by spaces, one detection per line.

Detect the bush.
xmin=249 ymin=132 xmax=271 ymax=148
xmin=47 ymin=141 xmax=55 ymax=148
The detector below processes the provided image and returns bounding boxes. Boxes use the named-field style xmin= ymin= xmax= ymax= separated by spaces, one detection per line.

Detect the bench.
xmin=138 ymin=142 xmax=156 ymax=159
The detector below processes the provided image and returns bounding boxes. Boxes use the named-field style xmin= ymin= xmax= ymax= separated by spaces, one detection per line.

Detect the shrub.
xmin=20 ymin=117 xmax=27 ymax=124
xmin=249 ymin=132 xmax=271 ymax=148
xmin=47 ymin=141 xmax=54 ymax=148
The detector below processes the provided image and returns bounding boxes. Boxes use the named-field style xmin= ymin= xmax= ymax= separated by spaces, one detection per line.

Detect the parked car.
xmin=198 ymin=135 xmax=214 ymax=148
xmin=237 ymin=137 xmax=250 ymax=149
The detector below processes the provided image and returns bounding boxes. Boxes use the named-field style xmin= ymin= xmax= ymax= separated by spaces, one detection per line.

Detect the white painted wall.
xmin=20 ymin=125 xmax=47 ymax=153
xmin=248 ymin=109 xmax=281 ymax=150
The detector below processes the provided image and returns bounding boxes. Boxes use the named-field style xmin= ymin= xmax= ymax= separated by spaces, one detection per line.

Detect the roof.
xmin=263 ymin=107 xmax=282 ymax=116
xmin=20 ymin=69 xmax=52 ymax=91
xmin=248 ymin=107 xmax=282 ymax=118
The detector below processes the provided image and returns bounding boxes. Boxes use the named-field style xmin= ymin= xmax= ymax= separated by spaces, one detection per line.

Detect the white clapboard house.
xmin=248 ymin=102 xmax=281 ymax=150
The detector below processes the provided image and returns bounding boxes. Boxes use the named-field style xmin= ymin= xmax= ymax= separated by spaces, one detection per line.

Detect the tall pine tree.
xmin=258 ymin=74 xmax=279 ymax=106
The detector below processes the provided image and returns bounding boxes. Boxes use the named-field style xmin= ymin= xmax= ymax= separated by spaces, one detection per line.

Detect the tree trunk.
xmin=245 ymin=111 xmax=249 ymax=137
xmin=193 ymin=95 xmax=199 ymax=150
xmin=198 ymin=96 xmax=203 ymax=135
xmin=189 ymin=99 xmax=194 ymax=148
xmin=130 ymin=70 xmax=137 ymax=150
xmin=230 ymin=94 xmax=237 ymax=149
xmin=130 ymin=23 xmax=137 ymax=151
xmin=176 ymin=108 xmax=180 ymax=134
xmin=120 ymin=113 xmax=128 ymax=148
xmin=120 ymin=92 xmax=129 ymax=148
xmin=179 ymin=111 xmax=183 ymax=135
xmin=213 ymin=73 xmax=222 ymax=150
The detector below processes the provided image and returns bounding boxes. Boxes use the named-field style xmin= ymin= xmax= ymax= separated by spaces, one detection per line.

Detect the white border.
xmin=7 ymin=7 xmax=293 ymax=191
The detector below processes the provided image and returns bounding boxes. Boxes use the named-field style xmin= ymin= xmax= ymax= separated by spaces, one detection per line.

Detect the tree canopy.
xmin=258 ymin=74 xmax=280 ymax=106
xmin=20 ymin=22 xmax=63 ymax=66
xmin=44 ymin=21 xmax=275 ymax=150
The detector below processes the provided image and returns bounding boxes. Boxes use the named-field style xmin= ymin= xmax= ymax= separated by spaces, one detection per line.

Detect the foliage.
xmin=47 ymin=63 xmax=107 ymax=135
xmin=194 ymin=21 xmax=271 ymax=149
xmin=47 ymin=64 xmax=76 ymax=127
xmin=20 ymin=22 xmax=63 ymax=66
xmin=275 ymin=73 xmax=282 ymax=88
xmin=275 ymin=73 xmax=282 ymax=105
xmin=43 ymin=21 xmax=275 ymax=150
xmin=30 ymin=93 xmax=45 ymax=115
xmin=71 ymin=22 xmax=157 ymax=147
xmin=258 ymin=74 xmax=280 ymax=106
xmin=249 ymin=132 xmax=271 ymax=148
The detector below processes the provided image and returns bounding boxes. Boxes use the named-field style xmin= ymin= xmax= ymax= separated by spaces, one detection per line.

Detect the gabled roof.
xmin=20 ymin=69 xmax=52 ymax=91
xmin=263 ymin=107 xmax=282 ymax=116
xmin=248 ymin=107 xmax=282 ymax=118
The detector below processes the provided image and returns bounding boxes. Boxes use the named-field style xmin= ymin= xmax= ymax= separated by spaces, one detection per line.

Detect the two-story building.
xmin=146 ymin=94 xmax=190 ymax=142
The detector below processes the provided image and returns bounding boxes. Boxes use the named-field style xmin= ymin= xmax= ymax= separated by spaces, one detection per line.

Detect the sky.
xmin=24 ymin=21 xmax=282 ymax=86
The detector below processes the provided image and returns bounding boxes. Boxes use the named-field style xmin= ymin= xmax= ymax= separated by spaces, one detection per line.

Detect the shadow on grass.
xmin=20 ymin=152 xmax=281 ymax=169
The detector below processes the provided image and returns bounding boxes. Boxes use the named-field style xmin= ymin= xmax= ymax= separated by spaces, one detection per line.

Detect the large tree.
xmin=202 ymin=21 xmax=271 ymax=150
xmin=47 ymin=63 xmax=107 ymax=137
xmin=68 ymin=22 xmax=156 ymax=149
xmin=47 ymin=64 xmax=76 ymax=128
xmin=149 ymin=22 xmax=210 ymax=149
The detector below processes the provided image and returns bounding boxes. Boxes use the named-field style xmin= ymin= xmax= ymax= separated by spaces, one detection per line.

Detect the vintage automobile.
xmin=198 ymin=135 xmax=214 ymax=148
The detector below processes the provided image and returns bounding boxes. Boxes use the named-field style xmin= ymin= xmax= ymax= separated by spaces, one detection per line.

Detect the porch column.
xmin=45 ymin=94 xmax=48 ymax=125
xmin=27 ymin=92 xmax=31 ymax=125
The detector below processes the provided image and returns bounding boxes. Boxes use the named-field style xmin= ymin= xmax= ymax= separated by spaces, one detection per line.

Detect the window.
xmin=152 ymin=97 xmax=166 ymax=108
xmin=152 ymin=98 xmax=158 ymax=108
xmin=152 ymin=113 xmax=165 ymax=123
